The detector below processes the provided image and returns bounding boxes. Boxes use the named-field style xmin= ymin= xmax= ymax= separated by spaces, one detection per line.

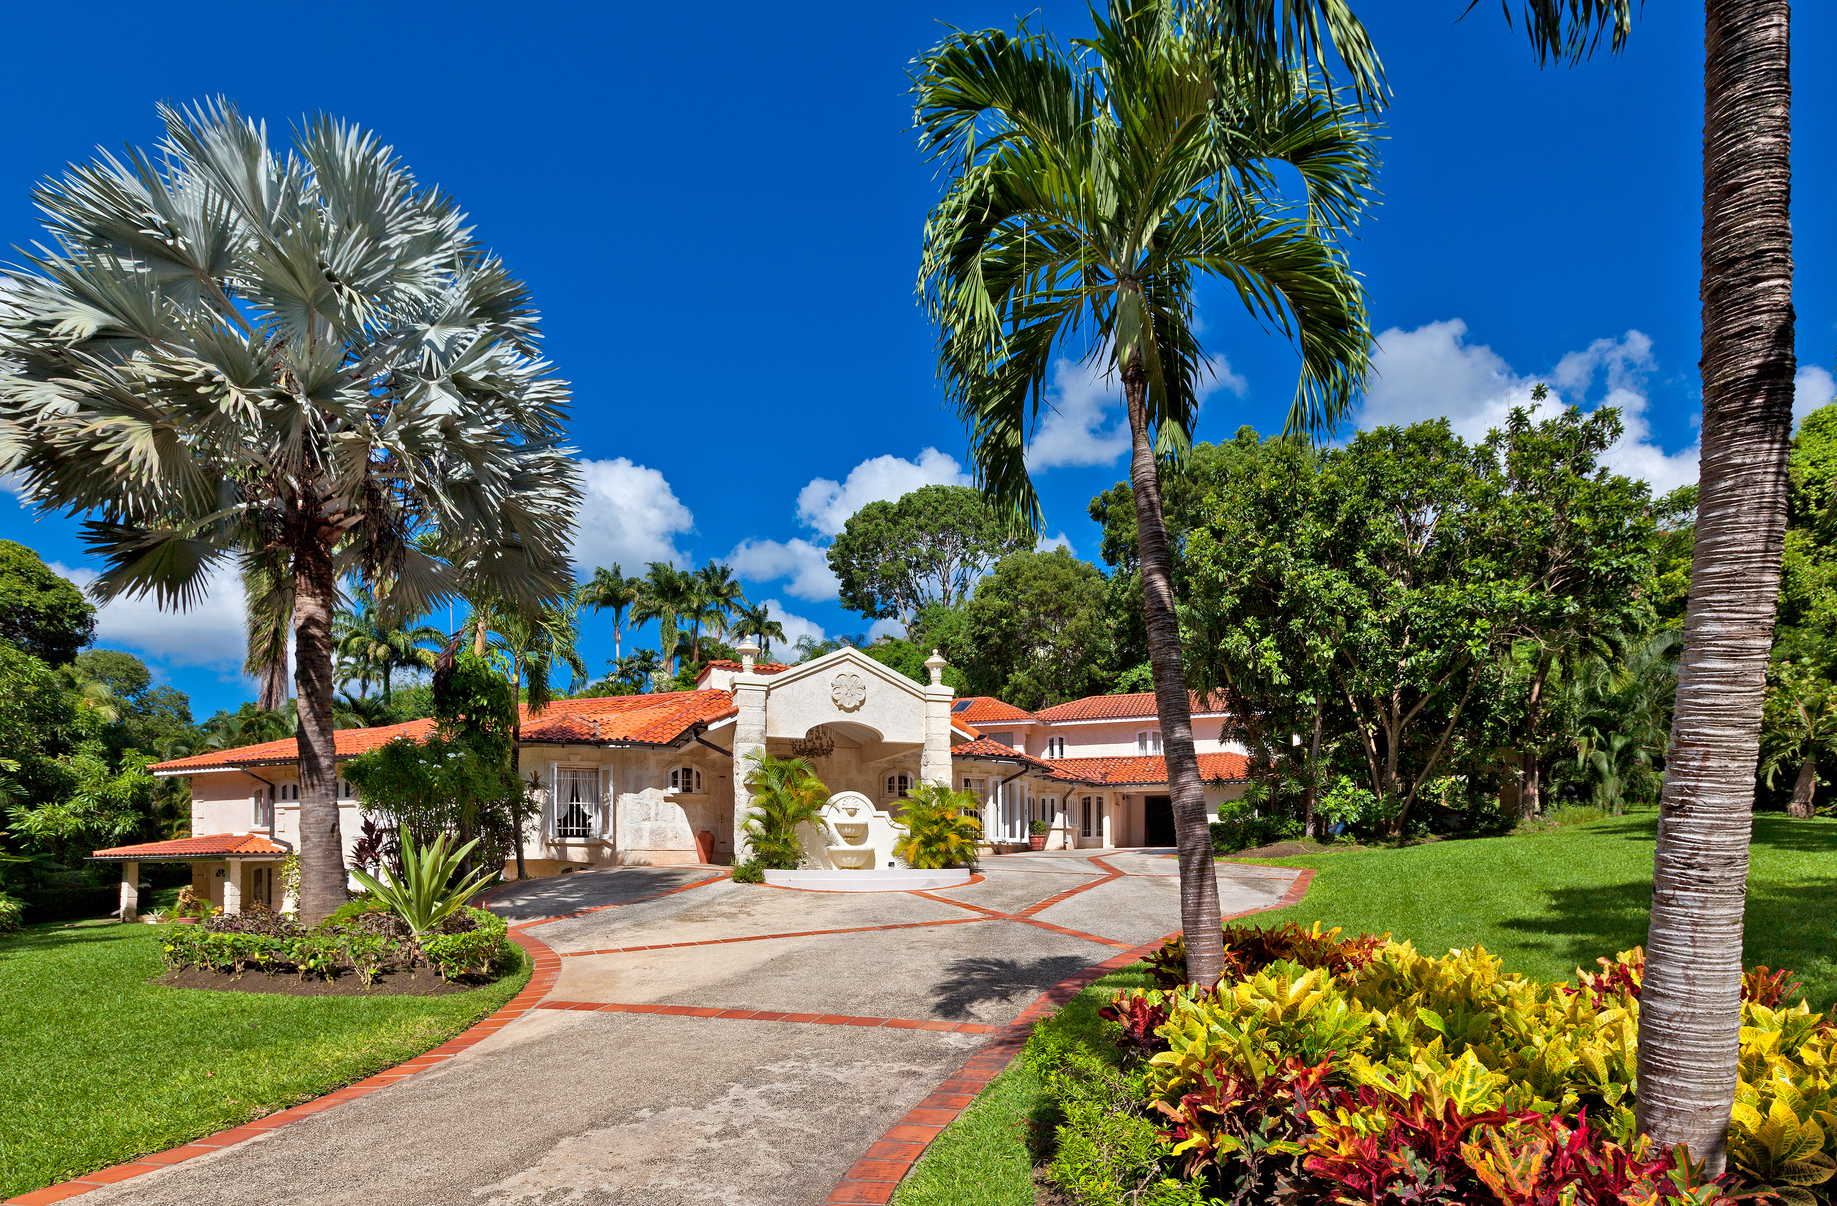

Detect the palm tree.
xmin=630 ymin=562 xmax=697 ymax=678
xmin=1759 ymin=659 xmax=1837 ymax=820
xmin=731 ymin=600 xmax=786 ymax=659
xmin=915 ymin=1 xmax=1376 ymax=987
xmin=690 ymin=561 xmax=747 ymax=665
xmin=741 ymin=752 xmax=829 ymax=870
xmin=334 ymin=588 xmax=441 ymax=705
xmin=243 ymin=548 xmax=293 ymax=712
xmin=0 ymin=103 xmax=579 ymax=923
xmin=578 ymin=564 xmax=641 ymax=661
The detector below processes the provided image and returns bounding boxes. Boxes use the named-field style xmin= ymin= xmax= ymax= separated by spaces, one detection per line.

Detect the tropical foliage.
xmin=348 ymin=826 xmax=495 ymax=939
xmin=892 ymin=784 xmax=983 ymax=869
xmin=739 ymin=752 xmax=828 ymax=871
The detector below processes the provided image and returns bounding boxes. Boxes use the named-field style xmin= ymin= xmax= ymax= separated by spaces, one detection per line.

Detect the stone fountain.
xmin=762 ymin=790 xmax=973 ymax=892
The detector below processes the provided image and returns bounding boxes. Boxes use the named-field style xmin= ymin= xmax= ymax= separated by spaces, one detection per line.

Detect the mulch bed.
xmin=156 ymin=965 xmax=494 ymax=998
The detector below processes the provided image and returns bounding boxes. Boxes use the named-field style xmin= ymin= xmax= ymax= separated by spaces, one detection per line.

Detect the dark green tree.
xmin=826 ymin=486 xmax=1028 ymax=632
xmin=0 ymin=541 xmax=95 ymax=666
xmin=956 ymin=549 xmax=1115 ymax=710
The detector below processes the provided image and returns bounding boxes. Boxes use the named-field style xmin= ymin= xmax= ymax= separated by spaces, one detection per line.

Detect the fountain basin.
xmin=763 ymin=867 xmax=974 ymax=893
xmin=826 ymin=845 xmax=875 ymax=869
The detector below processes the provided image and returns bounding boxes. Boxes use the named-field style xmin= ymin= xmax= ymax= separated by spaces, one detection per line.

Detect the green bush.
xmin=0 ymin=891 xmax=23 ymax=934
xmin=730 ymin=858 xmax=766 ymax=884
xmin=894 ymin=784 xmax=983 ymax=868
xmin=350 ymin=825 xmax=493 ymax=939
xmin=421 ymin=908 xmax=508 ymax=981
xmin=1208 ymin=801 xmax=1301 ymax=854
xmin=742 ymin=752 xmax=828 ymax=870
xmin=19 ymin=886 xmax=118 ymax=923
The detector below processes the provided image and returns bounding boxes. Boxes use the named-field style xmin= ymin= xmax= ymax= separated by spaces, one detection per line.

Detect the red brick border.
xmin=819 ymin=864 xmax=1317 ymax=1205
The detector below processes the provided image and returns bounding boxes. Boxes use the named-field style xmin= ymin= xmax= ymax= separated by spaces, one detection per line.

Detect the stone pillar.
xmin=919 ymin=650 xmax=955 ymax=787
xmin=223 ymin=859 xmax=243 ymax=915
xmin=1101 ymin=798 xmax=1114 ymax=850
xmin=731 ymin=640 xmax=768 ymax=861
xmin=118 ymin=861 xmax=138 ymax=923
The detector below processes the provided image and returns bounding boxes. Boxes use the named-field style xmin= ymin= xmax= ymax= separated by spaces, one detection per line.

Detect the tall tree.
xmin=334 ymin=587 xmax=441 ymax=705
xmin=631 ymin=562 xmax=697 ymax=678
xmin=915 ymin=0 xmax=1376 ymax=985
xmin=826 ymin=485 xmax=1029 ymax=632
xmin=578 ymin=564 xmax=641 ymax=661
xmin=690 ymin=561 xmax=746 ymax=665
xmin=730 ymin=599 xmax=786 ymax=659
xmin=0 ymin=103 xmax=580 ymax=922
xmin=0 ymin=540 xmax=95 ymax=666
xmin=957 ymin=548 xmax=1115 ymax=710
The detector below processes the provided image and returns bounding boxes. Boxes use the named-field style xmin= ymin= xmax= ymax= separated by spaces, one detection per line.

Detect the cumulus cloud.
xmin=1037 ymin=531 xmax=1075 ymax=554
xmin=1357 ymin=319 xmax=1700 ymax=494
xmin=726 ymin=537 xmax=839 ymax=601
xmin=794 ymin=448 xmax=973 ymax=538
xmin=1024 ymin=353 xmax=1248 ymax=471
xmin=570 ymin=457 xmax=695 ymax=574
xmin=867 ymin=616 xmax=906 ymax=642
xmin=1796 ymin=366 xmax=1837 ymax=424
xmin=52 ymin=560 xmax=248 ymax=667
xmin=758 ymin=599 xmax=826 ymax=656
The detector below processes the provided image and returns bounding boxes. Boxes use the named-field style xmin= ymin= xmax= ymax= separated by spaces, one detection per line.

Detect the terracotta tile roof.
xmin=950 ymin=737 xmax=1066 ymax=778
xmin=92 ymin=832 xmax=289 ymax=860
xmin=149 ymin=691 xmax=738 ymax=774
xmin=1032 ymin=691 xmax=1231 ymax=723
xmin=1046 ymin=753 xmax=1250 ymax=786
xmin=949 ymin=697 xmax=1038 ymax=726
xmin=698 ymin=659 xmax=792 ymax=676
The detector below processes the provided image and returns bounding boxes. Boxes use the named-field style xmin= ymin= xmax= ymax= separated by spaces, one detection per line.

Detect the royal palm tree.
xmin=732 ymin=599 xmax=786 ymax=659
xmin=578 ymin=564 xmax=641 ymax=661
xmin=690 ymin=561 xmax=747 ymax=665
xmin=334 ymin=588 xmax=441 ymax=705
xmin=0 ymin=102 xmax=579 ymax=923
xmin=915 ymin=0 xmax=1376 ymax=987
xmin=631 ymin=562 xmax=697 ymax=678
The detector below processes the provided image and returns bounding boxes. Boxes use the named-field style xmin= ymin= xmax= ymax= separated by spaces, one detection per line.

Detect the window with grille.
xmin=885 ymin=773 xmax=911 ymax=798
xmin=555 ymin=768 xmax=602 ymax=838
xmin=1137 ymin=731 xmax=1162 ymax=755
xmin=669 ymin=765 xmax=703 ymax=794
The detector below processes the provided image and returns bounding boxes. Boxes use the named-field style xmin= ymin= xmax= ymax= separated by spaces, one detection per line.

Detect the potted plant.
xmin=1029 ymin=819 xmax=1050 ymax=851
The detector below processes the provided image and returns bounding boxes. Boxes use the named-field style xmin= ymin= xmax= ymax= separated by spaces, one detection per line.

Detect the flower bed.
xmin=1040 ymin=921 xmax=1835 ymax=1206
xmin=158 ymin=904 xmax=509 ymax=987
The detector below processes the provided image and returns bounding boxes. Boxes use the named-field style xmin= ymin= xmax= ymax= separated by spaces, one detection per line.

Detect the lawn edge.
xmin=825 ymin=866 xmax=1317 ymax=1206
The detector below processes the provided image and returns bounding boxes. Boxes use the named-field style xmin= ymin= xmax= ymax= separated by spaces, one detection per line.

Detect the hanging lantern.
xmin=791 ymin=725 xmax=836 ymax=759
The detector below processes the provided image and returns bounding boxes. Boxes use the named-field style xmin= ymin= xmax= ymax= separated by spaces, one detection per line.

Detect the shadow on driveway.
xmin=929 ymin=953 xmax=1094 ymax=1019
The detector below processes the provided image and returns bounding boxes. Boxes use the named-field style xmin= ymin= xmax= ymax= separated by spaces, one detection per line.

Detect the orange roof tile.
xmin=92 ymin=832 xmax=289 ymax=860
xmin=950 ymin=737 xmax=1067 ymax=778
xmin=949 ymin=697 xmax=1038 ymax=726
xmin=1047 ymin=753 xmax=1250 ymax=786
xmin=697 ymin=659 xmax=791 ymax=676
xmin=149 ymin=690 xmax=738 ymax=775
xmin=1033 ymin=692 xmax=1230 ymax=723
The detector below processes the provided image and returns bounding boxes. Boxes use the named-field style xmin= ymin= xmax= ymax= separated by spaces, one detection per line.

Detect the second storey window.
xmin=669 ymin=765 xmax=703 ymax=794
xmin=1046 ymin=736 xmax=1065 ymax=759
xmin=1137 ymin=730 xmax=1163 ymax=755
xmin=252 ymin=790 xmax=273 ymax=829
xmin=885 ymin=773 xmax=911 ymax=799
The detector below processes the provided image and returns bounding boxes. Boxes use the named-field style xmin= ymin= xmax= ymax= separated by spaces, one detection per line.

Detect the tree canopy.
xmin=826 ymin=485 xmax=1028 ymax=630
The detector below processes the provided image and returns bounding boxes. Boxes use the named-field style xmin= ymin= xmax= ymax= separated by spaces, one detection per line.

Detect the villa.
xmin=94 ymin=644 xmax=1250 ymax=915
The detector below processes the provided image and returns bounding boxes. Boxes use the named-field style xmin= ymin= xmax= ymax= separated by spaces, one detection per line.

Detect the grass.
xmin=892 ymin=964 xmax=1153 ymax=1206
xmin=0 ymin=919 xmax=530 ymax=1200
xmin=1236 ymin=809 xmax=1837 ymax=1011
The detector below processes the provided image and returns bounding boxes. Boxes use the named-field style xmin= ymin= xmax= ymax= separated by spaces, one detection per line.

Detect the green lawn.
xmin=0 ymin=920 xmax=530 ymax=1200
xmin=1239 ymin=810 xmax=1837 ymax=1011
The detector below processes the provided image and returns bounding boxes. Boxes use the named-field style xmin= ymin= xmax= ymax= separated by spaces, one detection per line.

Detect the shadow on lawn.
xmin=0 ymin=919 xmax=143 ymax=960
xmin=929 ymin=954 xmax=1092 ymax=1020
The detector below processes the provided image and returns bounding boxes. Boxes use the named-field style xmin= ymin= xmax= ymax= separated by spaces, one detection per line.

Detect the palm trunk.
xmin=1122 ymin=360 xmax=1225 ymax=987
xmin=256 ymin=651 xmax=289 ymax=713
xmin=291 ymin=536 xmax=349 ymax=924
xmin=512 ymin=715 xmax=528 ymax=880
xmin=1636 ymin=0 xmax=1793 ymax=1171
xmin=1788 ymin=755 xmax=1817 ymax=818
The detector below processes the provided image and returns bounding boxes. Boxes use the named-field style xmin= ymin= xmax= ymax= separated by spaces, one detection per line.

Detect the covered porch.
xmin=90 ymin=833 xmax=292 ymax=920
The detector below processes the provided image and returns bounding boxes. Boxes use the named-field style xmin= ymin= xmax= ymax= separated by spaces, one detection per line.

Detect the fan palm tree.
xmin=915 ymin=0 xmax=1376 ymax=987
xmin=334 ymin=588 xmax=441 ymax=705
xmin=690 ymin=561 xmax=747 ymax=665
xmin=631 ymin=562 xmax=697 ymax=677
xmin=578 ymin=564 xmax=641 ymax=660
xmin=732 ymin=599 xmax=786 ymax=659
xmin=0 ymin=102 xmax=580 ymax=923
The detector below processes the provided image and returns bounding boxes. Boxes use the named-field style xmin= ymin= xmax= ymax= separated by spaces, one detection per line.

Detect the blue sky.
xmin=2 ymin=2 xmax=1832 ymax=719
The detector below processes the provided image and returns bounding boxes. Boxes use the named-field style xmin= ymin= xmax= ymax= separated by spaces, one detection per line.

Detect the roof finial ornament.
xmin=924 ymin=649 xmax=947 ymax=686
xmin=736 ymin=638 xmax=760 ymax=673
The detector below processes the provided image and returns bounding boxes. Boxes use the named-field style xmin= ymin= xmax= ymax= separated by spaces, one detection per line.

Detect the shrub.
xmin=730 ymin=858 xmax=766 ymax=884
xmin=893 ymin=783 xmax=983 ymax=868
xmin=173 ymin=885 xmax=208 ymax=917
xmin=18 ymin=885 xmax=117 ymax=923
xmin=1208 ymin=801 xmax=1302 ymax=854
xmin=741 ymin=752 xmax=828 ymax=870
xmin=421 ymin=908 xmax=508 ymax=980
xmin=349 ymin=825 xmax=494 ymax=940
xmin=0 ymin=891 xmax=23 ymax=935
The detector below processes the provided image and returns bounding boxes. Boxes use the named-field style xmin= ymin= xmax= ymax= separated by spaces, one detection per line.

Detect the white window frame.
xmin=252 ymin=789 xmax=273 ymax=829
xmin=1081 ymin=794 xmax=1104 ymax=838
xmin=278 ymin=782 xmax=299 ymax=802
xmin=669 ymin=765 xmax=703 ymax=795
xmin=885 ymin=773 xmax=911 ymax=799
xmin=1046 ymin=736 xmax=1065 ymax=759
xmin=336 ymin=777 xmax=356 ymax=800
xmin=1137 ymin=730 xmax=1162 ymax=755
xmin=554 ymin=766 xmax=603 ymax=839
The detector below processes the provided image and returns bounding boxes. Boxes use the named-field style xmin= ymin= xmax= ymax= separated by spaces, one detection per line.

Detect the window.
xmin=668 ymin=765 xmax=703 ymax=794
xmin=1046 ymin=736 xmax=1066 ymax=759
xmin=885 ymin=773 xmax=911 ymax=799
xmin=336 ymin=778 xmax=355 ymax=799
xmin=1137 ymin=730 xmax=1162 ymax=755
xmin=252 ymin=790 xmax=273 ymax=829
xmin=984 ymin=731 xmax=1014 ymax=748
xmin=1081 ymin=794 xmax=1104 ymax=838
xmin=278 ymin=782 xmax=299 ymax=802
xmin=555 ymin=767 xmax=602 ymax=838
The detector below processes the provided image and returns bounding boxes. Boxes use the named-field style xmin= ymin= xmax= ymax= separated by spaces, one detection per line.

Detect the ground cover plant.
xmin=0 ymin=919 xmax=529 ymax=1199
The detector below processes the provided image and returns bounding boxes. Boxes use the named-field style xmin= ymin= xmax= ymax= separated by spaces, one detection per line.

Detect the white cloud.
xmin=726 ymin=537 xmax=839 ymax=601
xmin=1796 ymin=365 xmax=1837 ymax=424
xmin=1023 ymin=353 xmax=1248 ymax=471
xmin=794 ymin=448 xmax=973 ymax=537
xmin=866 ymin=616 xmax=905 ymax=642
xmin=51 ymin=560 xmax=248 ymax=667
xmin=759 ymin=599 xmax=825 ymax=657
xmin=570 ymin=457 xmax=695 ymax=574
xmin=1357 ymin=319 xmax=1700 ymax=494
xmin=1037 ymin=531 xmax=1075 ymax=554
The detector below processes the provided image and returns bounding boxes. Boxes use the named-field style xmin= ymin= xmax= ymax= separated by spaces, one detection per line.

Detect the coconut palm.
xmin=334 ymin=587 xmax=441 ymax=705
xmin=0 ymin=102 xmax=580 ymax=923
xmin=631 ymin=562 xmax=697 ymax=677
xmin=690 ymin=561 xmax=747 ymax=665
xmin=578 ymin=564 xmax=641 ymax=660
xmin=915 ymin=0 xmax=1376 ymax=986
xmin=741 ymin=752 xmax=829 ymax=870
xmin=732 ymin=599 xmax=786 ymax=659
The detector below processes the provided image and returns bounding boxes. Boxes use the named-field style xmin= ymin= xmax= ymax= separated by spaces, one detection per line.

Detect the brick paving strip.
xmin=820 ymin=866 xmax=1318 ymax=1205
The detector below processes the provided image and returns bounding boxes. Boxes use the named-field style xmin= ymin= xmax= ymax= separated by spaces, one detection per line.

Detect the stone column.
xmin=118 ymin=861 xmax=138 ymax=923
xmin=919 ymin=650 xmax=955 ymax=787
xmin=223 ymin=859 xmax=243 ymax=915
xmin=1101 ymin=798 xmax=1114 ymax=850
xmin=731 ymin=640 xmax=769 ymax=861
